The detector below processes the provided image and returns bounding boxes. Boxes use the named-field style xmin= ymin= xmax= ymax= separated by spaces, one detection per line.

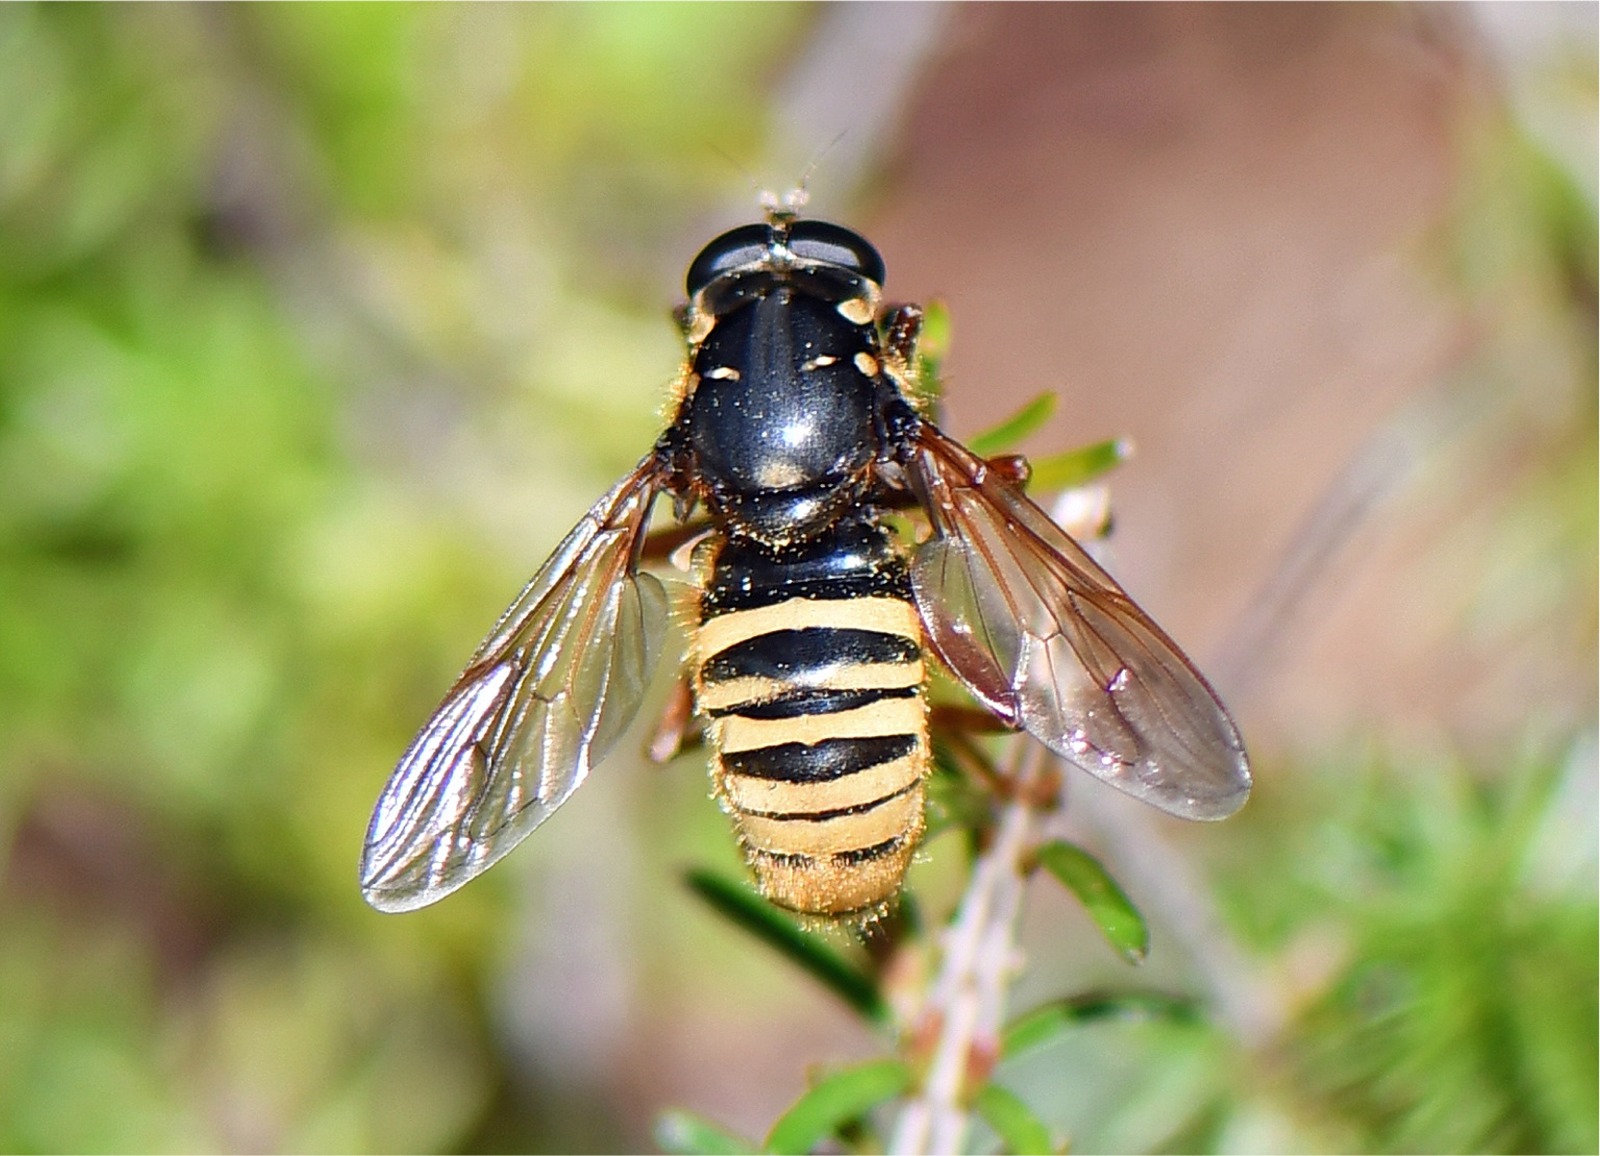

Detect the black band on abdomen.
xmin=720 ymin=734 xmax=921 ymax=783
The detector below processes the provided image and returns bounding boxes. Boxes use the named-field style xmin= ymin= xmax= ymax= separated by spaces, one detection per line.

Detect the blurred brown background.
xmin=872 ymin=3 xmax=1590 ymax=752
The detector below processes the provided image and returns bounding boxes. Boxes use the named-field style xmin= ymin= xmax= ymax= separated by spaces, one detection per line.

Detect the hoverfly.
xmin=361 ymin=208 xmax=1250 ymax=917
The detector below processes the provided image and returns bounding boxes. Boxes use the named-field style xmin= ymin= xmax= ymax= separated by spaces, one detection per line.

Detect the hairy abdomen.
xmin=694 ymin=522 xmax=929 ymax=916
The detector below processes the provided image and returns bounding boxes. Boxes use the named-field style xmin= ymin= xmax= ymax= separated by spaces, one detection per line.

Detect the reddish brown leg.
xmin=982 ymin=454 xmax=1031 ymax=487
xmin=647 ymin=674 xmax=701 ymax=764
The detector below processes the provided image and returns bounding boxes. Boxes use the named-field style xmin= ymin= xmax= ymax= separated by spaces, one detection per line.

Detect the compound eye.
xmin=686 ymin=224 xmax=770 ymax=297
xmin=787 ymin=221 xmax=886 ymax=288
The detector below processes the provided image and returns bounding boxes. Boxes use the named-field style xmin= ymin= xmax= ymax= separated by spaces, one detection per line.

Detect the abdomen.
xmin=694 ymin=519 xmax=929 ymax=917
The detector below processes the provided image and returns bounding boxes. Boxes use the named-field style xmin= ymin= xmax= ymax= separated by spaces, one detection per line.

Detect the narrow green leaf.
xmin=684 ymin=869 xmax=889 ymax=1024
xmin=1025 ymin=437 xmax=1130 ymax=492
xmin=1035 ymin=840 xmax=1149 ymax=963
xmin=1000 ymin=992 xmax=1201 ymax=1059
xmin=972 ymin=1083 xmax=1059 ymax=1155
xmin=763 ymin=1059 xmax=914 ymax=1155
xmin=655 ymin=1109 xmax=758 ymax=1155
xmin=968 ymin=393 xmax=1058 ymax=456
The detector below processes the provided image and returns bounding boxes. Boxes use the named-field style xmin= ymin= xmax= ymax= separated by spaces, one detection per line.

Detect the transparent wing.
xmin=361 ymin=456 xmax=672 ymax=912
xmin=906 ymin=424 xmax=1250 ymax=819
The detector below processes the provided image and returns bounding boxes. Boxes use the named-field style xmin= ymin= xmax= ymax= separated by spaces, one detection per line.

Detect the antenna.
xmin=760 ymin=130 xmax=849 ymax=224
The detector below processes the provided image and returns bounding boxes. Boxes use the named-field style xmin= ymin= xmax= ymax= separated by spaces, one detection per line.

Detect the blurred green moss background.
xmin=0 ymin=5 xmax=1593 ymax=1154
xmin=0 ymin=6 xmax=798 ymax=1150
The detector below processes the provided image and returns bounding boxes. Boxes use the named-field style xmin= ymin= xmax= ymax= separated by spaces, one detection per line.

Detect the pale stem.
xmin=888 ymin=487 xmax=1110 ymax=1154
xmin=888 ymin=745 xmax=1047 ymax=1156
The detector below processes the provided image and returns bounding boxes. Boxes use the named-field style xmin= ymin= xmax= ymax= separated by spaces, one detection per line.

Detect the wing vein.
xmin=907 ymin=423 xmax=1250 ymax=821
xmin=360 ymin=455 xmax=672 ymax=912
